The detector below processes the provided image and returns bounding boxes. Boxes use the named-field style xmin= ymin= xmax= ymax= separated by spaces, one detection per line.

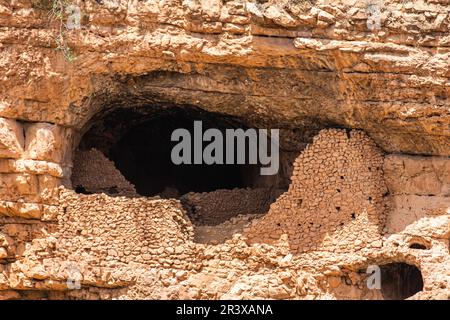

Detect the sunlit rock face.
xmin=0 ymin=1 xmax=448 ymax=300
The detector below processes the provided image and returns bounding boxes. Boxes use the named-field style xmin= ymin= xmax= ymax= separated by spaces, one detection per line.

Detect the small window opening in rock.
xmin=409 ymin=243 xmax=428 ymax=250
xmin=336 ymin=206 xmax=341 ymax=211
xmin=368 ymin=167 xmax=371 ymax=171
xmin=351 ymin=213 xmax=356 ymax=219
xmin=380 ymin=263 xmax=424 ymax=300
xmin=336 ymin=188 xmax=341 ymax=193
xmin=340 ymin=176 xmax=344 ymax=180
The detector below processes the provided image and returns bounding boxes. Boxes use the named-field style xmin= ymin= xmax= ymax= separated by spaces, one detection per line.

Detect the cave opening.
xmin=380 ymin=263 xmax=424 ymax=300
xmin=73 ymin=105 xmax=268 ymax=197
xmin=70 ymin=104 xmax=292 ymax=242
xmin=69 ymin=101 xmax=325 ymax=245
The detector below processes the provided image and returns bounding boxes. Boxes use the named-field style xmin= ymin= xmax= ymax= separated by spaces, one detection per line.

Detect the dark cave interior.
xmin=75 ymin=105 xmax=265 ymax=197
xmin=380 ymin=262 xmax=424 ymax=300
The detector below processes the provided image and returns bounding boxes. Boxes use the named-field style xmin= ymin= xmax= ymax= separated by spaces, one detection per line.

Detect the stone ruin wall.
xmin=181 ymin=188 xmax=280 ymax=225
xmin=0 ymin=0 xmax=449 ymax=300
xmin=1 ymin=127 xmax=449 ymax=300
xmin=71 ymin=149 xmax=280 ymax=225
xmin=245 ymin=129 xmax=388 ymax=254
xmin=71 ymin=149 xmax=138 ymax=197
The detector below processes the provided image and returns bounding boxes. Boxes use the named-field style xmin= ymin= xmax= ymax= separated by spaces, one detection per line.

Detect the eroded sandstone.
xmin=0 ymin=0 xmax=449 ymax=300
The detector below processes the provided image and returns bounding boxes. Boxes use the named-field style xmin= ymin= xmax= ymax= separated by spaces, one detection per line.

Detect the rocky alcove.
xmin=70 ymin=104 xmax=297 ymax=243
xmin=0 ymin=0 xmax=449 ymax=300
xmin=380 ymin=263 xmax=424 ymax=300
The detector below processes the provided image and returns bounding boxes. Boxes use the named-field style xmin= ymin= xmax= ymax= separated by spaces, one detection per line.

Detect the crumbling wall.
xmin=0 ymin=188 xmax=197 ymax=299
xmin=55 ymin=189 xmax=195 ymax=266
xmin=181 ymin=188 xmax=281 ymax=225
xmin=0 ymin=130 xmax=449 ymax=300
xmin=194 ymin=214 xmax=260 ymax=245
xmin=71 ymin=149 xmax=138 ymax=197
xmin=0 ymin=0 xmax=449 ymax=301
xmin=246 ymin=129 xmax=387 ymax=253
xmin=3 ymin=187 xmax=447 ymax=300
xmin=0 ymin=187 xmax=328 ymax=300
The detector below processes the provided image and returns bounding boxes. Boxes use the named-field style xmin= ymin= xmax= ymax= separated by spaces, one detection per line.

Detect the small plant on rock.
xmin=32 ymin=0 xmax=78 ymax=62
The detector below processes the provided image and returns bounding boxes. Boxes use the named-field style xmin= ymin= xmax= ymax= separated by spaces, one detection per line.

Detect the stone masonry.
xmin=0 ymin=0 xmax=449 ymax=300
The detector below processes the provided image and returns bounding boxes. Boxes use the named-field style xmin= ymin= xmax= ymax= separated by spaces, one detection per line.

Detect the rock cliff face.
xmin=0 ymin=0 xmax=449 ymax=299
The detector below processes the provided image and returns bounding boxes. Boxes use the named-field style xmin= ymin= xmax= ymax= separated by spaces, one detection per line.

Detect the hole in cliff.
xmin=380 ymin=263 xmax=423 ymax=300
xmin=73 ymin=106 xmax=275 ymax=197
xmin=72 ymin=105 xmax=294 ymax=243
xmin=407 ymin=237 xmax=431 ymax=250
xmin=409 ymin=243 xmax=427 ymax=250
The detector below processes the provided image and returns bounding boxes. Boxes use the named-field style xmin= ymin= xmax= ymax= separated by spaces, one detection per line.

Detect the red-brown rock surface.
xmin=0 ymin=0 xmax=448 ymax=300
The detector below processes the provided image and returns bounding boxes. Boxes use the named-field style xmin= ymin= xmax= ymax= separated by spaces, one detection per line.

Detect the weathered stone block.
xmin=37 ymin=175 xmax=61 ymax=204
xmin=24 ymin=123 xmax=63 ymax=163
xmin=0 ymin=200 xmax=42 ymax=219
xmin=0 ymin=118 xmax=24 ymax=159
xmin=0 ymin=159 xmax=64 ymax=178
xmin=0 ymin=173 xmax=39 ymax=197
